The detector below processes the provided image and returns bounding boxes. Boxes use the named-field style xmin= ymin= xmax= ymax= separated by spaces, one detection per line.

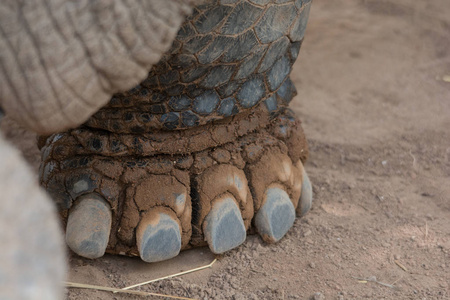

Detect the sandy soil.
xmin=3 ymin=0 xmax=449 ymax=299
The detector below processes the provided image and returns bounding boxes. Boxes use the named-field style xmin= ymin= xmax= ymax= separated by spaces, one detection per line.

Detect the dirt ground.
xmin=3 ymin=0 xmax=449 ymax=299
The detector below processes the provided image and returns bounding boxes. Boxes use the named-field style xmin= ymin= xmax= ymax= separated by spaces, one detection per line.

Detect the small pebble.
xmin=303 ymin=230 xmax=312 ymax=237
xmin=309 ymin=262 xmax=316 ymax=269
xmin=312 ymin=292 xmax=325 ymax=300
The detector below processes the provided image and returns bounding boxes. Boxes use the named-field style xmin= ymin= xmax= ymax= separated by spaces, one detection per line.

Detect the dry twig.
xmin=121 ymin=258 xmax=217 ymax=291
xmin=352 ymin=276 xmax=398 ymax=290
xmin=66 ymin=258 xmax=217 ymax=299
xmin=64 ymin=281 xmax=196 ymax=299
xmin=394 ymin=260 xmax=408 ymax=272
xmin=409 ymin=149 xmax=417 ymax=170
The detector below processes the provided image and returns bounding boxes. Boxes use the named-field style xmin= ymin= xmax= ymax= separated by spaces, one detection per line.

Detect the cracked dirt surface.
xmin=2 ymin=0 xmax=449 ymax=299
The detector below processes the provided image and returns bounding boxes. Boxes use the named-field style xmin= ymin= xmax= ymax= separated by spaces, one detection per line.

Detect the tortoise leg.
xmin=39 ymin=0 xmax=313 ymax=261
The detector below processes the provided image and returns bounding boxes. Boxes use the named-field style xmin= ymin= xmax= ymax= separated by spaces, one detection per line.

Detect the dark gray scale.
xmin=218 ymin=97 xmax=238 ymax=117
xmin=235 ymin=46 xmax=267 ymax=80
xmin=168 ymin=96 xmax=192 ymax=111
xmin=185 ymin=86 xmax=207 ymax=98
xmin=296 ymin=0 xmax=312 ymax=10
xmin=258 ymin=37 xmax=290 ymax=73
xmin=197 ymin=36 xmax=233 ymax=64
xmin=267 ymin=56 xmax=291 ymax=91
xmin=65 ymin=172 xmax=98 ymax=200
xmin=192 ymin=5 xmax=232 ymax=34
xmin=160 ymin=112 xmax=180 ymax=130
xmin=168 ymin=40 xmax=182 ymax=55
xmin=237 ymin=76 xmax=266 ymax=108
xmin=165 ymin=84 xmax=185 ymax=96
xmin=182 ymin=35 xmax=214 ymax=55
xmin=264 ymin=95 xmax=278 ymax=112
xmin=220 ymin=0 xmax=239 ymax=4
xmin=221 ymin=2 xmax=264 ymax=35
xmin=181 ymin=66 xmax=209 ymax=83
xmin=201 ymin=65 xmax=235 ymax=88
xmin=217 ymin=81 xmax=241 ymax=98
xmin=148 ymin=104 xmax=166 ymax=114
xmin=254 ymin=4 xmax=298 ymax=44
xmin=169 ymin=54 xmax=197 ymax=69
xmin=289 ymin=3 xmax=311 ymax=42
xmin=193 ymin=91 xmax=220 ymax=115
xmin=159 ymin=70 xmax=180 ymax=86
xmin=222 ymin=30 xmax=259 ymax=62
xmin=181 ymin=111 xmax=200 ymax=127
xmin=150 ymin=93 xmax=165 ymax=104
xmin=249 ymin=0 xmax=271 ymax=5
xmin=176 ymin=23 xmax=197 ymax=41
xmin=276 ymin=78 xmax=296 ymax=104
xmin=290 ymin=41 xmax=302 ymax=61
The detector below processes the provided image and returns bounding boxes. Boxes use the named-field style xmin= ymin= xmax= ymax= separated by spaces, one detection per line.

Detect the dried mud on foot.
xmin=2 ymin=0 xmax=449 ymax=299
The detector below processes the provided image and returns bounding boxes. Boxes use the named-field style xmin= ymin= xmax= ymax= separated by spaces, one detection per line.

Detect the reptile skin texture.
xmin=39 ymin=0 xmax=313 ymax=261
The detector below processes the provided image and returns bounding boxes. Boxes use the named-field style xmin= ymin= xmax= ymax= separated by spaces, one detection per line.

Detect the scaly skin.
xmin=39 ymin=0 xmax=313 ymax=262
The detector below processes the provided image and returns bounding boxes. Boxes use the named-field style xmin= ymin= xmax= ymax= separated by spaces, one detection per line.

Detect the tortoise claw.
xmin=203 ymin=196 xmax=247 ymax=254
xmin=65 ymin=194 xmax=111 ymax=259
xmin=136 ymin=211 xmax=182 ymax=263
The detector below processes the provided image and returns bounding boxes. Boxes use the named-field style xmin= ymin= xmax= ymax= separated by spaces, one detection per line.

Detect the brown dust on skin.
xmin=38 ymin=106 xmax=308 ymax=256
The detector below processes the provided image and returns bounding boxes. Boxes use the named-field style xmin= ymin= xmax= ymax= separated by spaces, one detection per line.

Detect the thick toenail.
xmin=203 ymin=196 xmax=246 ymax=254
xmin=298 ymin=168 xmax=313 ymax=216
xmin=66 ymin=194 xmax=111 ymax=259
xmin=255 ymin=187 xmax=295 ymax=243
xmin=136 ymin=212 xmax=181 ymax=263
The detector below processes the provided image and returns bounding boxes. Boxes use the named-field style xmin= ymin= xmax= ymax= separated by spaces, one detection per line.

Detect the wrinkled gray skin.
xmin=0 ymin=0 xmax=198 ymax=299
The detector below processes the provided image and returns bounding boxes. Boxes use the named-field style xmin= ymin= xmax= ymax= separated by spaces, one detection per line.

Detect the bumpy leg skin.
xmin=39 ymin=0 xmax=313 ymax=262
